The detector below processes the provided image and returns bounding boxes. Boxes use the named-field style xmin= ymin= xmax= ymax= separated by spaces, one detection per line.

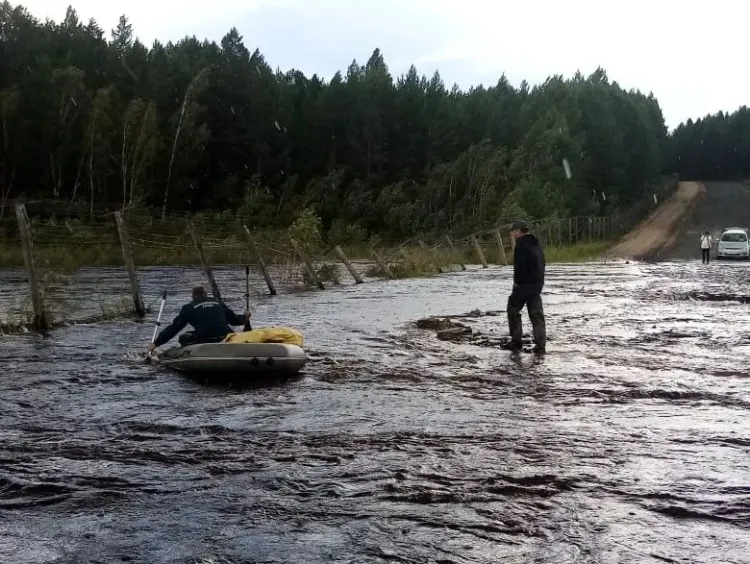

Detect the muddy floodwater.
xmin=1 ymin=260 xmax=750 ymax=563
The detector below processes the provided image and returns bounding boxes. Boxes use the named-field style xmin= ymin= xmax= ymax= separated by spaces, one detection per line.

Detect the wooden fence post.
xmin=568 ymin=218 xmax=573 ymax=245
xmin=187 ymin=220 xmax=223 ymax=302
xmin=538 ymin=223 xmax=547 ymax=250
xmin=242 ymin=225 xmax=277 ymax=295
xmin=470 ymin=235 xmax=488 ymax=268
xmin=493 ymin=229 xmax=508 ymax=265
xmin=399 ymin=248 xmax=419 ymax=272
xmin=334 ymin=245 xmax=364 ymax=283
xmin=114 ymin=211 xmax=146 ymax=316
xmin=370 ymin=246 xmax=394 ymax=279
xmin=290 ymin=237 xmax=324 ymax=290
xmin=15 ymin=203 xmax=48 ymax=330
xmin=419 ymin=240 xmax=442 ymax=273
xmin=444 ymin=235 xmax=466 ymax=271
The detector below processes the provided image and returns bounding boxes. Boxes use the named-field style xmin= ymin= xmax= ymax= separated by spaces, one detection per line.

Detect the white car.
xmin=716 ymin=227 xmax=750 ymax=260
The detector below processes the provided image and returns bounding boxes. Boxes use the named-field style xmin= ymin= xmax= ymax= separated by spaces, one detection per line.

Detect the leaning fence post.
xmin=493 ymin=229 xmax=508 ymax=265
xmin=242 ymin=225 xmax=277 ymax=295
xmin=187 ymin=220 xmax=222 ymax=302
xmin=470 ymin=234 xmax=488 ymax=268
xmin=15 ymin=203 xmax=48 ymax=330
xmin=370 ymin=246 xmax=394 ymax=279
xmin=444 ymin=235 xmax=466 ymax=270
xmin=419 ymin=240 xmax=442 ymax=273
xmin=334 ymin=245 xmax=364 ymax=284
xmin=399 ymin=248 xmax=419 ymax=272
xmin=114 ymin=211 xmax=146 ymax=316
xmin=290 ymin=237 xmax=324 ymax=290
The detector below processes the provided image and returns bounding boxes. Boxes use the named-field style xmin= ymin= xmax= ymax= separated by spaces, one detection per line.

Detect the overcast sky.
xmin=19 ymin=0 xmax=748 ymax=130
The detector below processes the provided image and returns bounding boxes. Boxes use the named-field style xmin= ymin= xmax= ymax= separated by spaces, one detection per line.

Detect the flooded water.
xmin=1 ymin=260 xmax=750 ymax=563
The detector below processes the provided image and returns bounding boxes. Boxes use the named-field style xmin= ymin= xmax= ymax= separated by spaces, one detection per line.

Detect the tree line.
xmin=668 ymin=107 xmax=750 ymax=181
xmin=0 ymin=1 xmax=711 ymax=241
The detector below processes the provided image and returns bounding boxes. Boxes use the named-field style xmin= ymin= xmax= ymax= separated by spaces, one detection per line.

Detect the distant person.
xmin=147 ymin=285 xmax=251 ymax=353
xmin=503 ymin=220 xmax=546 ymax=353
xmin=700 ymin=230 xmax=712 ymax=264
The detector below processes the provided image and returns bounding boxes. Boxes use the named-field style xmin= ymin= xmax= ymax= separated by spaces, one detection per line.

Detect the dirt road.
xmin=664 ymin=181 xmax=750 ymax=260
xmin=609 ymin=181 xmax=704 ymax=260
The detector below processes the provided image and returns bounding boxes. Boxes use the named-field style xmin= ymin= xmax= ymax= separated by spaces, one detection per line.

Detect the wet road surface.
xmin=1 ymin=260 xmax=750 ymax=563
xmin=668 ymin=181 xmax=750 ymax=260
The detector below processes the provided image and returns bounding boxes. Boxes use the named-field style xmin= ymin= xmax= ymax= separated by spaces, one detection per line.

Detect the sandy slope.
xmin=609 ymin=181 xmax=704 ymax=260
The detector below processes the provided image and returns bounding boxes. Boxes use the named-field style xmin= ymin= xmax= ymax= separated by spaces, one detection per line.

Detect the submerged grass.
xmin=545 ymin=242 xmax=612 ymax=263
xmin=0 ymin=238 xmax=612 ymax=272
xmin=0 ymin=230 xmax=612 ymax=334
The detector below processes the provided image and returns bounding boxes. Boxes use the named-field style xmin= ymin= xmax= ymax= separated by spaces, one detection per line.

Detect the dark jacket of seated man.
xmin=149 ymin=286 xmax=250 ymax=351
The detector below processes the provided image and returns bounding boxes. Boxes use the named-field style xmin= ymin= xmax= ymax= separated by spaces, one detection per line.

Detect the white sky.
xmin=18 ymin=0 xmax=749 ymax=130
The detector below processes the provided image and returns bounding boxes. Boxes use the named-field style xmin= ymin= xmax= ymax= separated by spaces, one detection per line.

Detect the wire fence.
xmin=0 ymin=181 xmax=675 ymax=332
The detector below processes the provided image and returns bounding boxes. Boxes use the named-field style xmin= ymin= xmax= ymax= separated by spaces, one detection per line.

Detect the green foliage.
xmin=302 ymin=263 xmax=340 ymax=287
xmin=0 ymin=2 xmax=685 ymax=240
xmin=668 ymin=107 xmax=750 ymax=180
xmin=287 ymin=207 xmax=323 ymax=254
xmin=327 ymin=219 xmax=368 ymax=246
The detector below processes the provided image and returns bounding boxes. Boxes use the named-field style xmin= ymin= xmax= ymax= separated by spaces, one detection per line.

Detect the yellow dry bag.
xmin=222 ymin=327 xmax=304 ymax=347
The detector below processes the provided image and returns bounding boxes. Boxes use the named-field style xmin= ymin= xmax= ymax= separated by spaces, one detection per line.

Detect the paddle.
xmin=146 ymin=290 xmax=168 ymax=362
xmin=243 ymin=265 xmax=252 ymax=331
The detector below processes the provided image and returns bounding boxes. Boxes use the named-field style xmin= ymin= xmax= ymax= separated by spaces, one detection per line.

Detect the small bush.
xmin=302 ymin=262 xmax=341 ymax=286
xmin=287 ymin=208 xmax=323 ymax=255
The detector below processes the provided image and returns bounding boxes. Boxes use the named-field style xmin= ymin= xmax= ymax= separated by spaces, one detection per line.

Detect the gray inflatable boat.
xmin=156 ymin=342 xmax=307 ymax=377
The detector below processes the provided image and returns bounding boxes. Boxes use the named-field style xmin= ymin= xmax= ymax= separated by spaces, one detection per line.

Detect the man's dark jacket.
xmin=513 ymin=233 xmax=545 ymax=294
xmin=154 ymin=297 xmax=245 ymax=347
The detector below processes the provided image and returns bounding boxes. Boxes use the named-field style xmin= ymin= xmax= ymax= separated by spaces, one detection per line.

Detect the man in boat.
xmin=502 ymin=220 xmax=546 ymax=353
xmin=147 ymin=285 xmax=251 ymax=353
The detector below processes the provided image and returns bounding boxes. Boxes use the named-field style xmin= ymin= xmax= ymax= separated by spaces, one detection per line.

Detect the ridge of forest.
xmin=0 ymin=2 xmax=741 ymax=241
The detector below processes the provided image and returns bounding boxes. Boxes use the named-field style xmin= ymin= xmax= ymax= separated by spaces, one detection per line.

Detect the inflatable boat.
xmin=155 ymin=327 xmax=307 ymax=379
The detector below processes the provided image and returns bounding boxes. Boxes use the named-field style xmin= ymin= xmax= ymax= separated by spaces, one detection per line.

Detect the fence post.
xmin=114 ymin=211 xmax=146 ymax=316
xmin=242 ymin=225 xmax=277 ymax=295
xmin=419 ymin=240 xmax=442 ymax=273
xmin=568 ymin=218 xmax=573 ymax=245
xmin=187 ymin=220 xmax=223 ymax=302
xmin=370 ymin=246 xmax=394 ymax=279
xmin=539 ymin=223 xmax=547 ymax=250
xmin=444 ymin=235 xmax=466 ymax=271
xmin=470 ymin=235 xmax=488 ymax=268
xmin=399 ymin=248 xmax=419 ymax=272
xmin=15 ymin=203 xmax=48 ymax=330
xmin=493 ymin=229 xmax=508 ymax=265
xmin=290 ymin=237 xmax=324 ymax=290
xmin=334 ymin=245 xmax=364 ymax=283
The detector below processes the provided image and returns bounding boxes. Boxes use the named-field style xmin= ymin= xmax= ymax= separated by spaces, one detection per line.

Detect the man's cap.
xmin=511 ymin=220 xmax=530 ymax=231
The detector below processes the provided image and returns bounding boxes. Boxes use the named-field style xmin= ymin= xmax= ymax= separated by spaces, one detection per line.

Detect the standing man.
xmin=504 ymin=220 xmax=546 ymax=353
xmin=700 ymin=230 xmax=712 ymax=264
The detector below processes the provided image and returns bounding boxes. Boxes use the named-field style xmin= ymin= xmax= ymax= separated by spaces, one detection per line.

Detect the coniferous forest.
xmin=0 ymin=2 xmax=744 ymax=240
